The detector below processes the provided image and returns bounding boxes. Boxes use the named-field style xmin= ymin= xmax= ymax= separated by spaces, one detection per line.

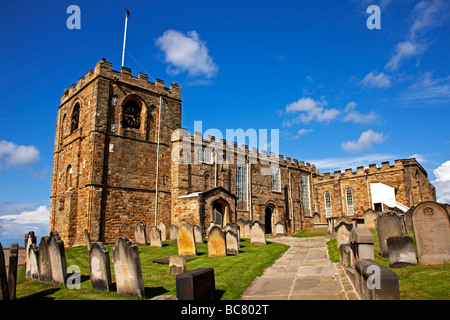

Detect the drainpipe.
xmin=155 ymin=96 xmax=163 ymax=225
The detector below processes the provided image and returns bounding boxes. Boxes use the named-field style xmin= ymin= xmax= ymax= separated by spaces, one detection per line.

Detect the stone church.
xmin=49 ymin=59 xmax=436 ymax=246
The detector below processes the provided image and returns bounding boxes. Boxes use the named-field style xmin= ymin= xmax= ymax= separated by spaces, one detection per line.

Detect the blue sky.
xmin=0 ymin=0 xmax=449 ymax=247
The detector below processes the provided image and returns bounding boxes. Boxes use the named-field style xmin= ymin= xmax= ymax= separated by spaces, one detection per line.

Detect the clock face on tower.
xmin=122 ymin=101 xmax=141 ymax=129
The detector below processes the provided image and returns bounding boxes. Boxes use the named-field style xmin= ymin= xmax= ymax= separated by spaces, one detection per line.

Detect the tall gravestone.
xmin=412 ymin=202 xmax=450 ymax=265
xmin=243 ymin=221 xmax=252 ymax=238
xmin=28 ymin=243 xmax=40 ymax=280
xmin=250 ymin=221 xmax=266 ymax=246
xmin=177 ymin=221 xmax=197 ymax=256
xmin=149 ymin=226 xmax=163 ymax=248
xmin=224 ymin=223 xmax=240 ymax=242
xmin=403 ymin=206 xmax=415 ymax=233
xmin=374 ymin=211 xmax=407 ymax=258
xmin=24 ymin=231 xmax=37 ymax=279
xmin=135 ymin=222 xmax=147 ymax=246
xmin=38 ymin=236 xmax=52 ymax=282
xmin=0 ymin=243 xmax=8 ymax=300
xmin=334 ymin=217 xmax=353 ymax=249
xmin=193 ymin=225 xmax=204 ymax=244
xmin=89 ymin=242 xmax=112 ymax=292
xmin=170 ymin=224 xmax=178 ymax=242
xmin=237 ymin=219 xmax=245 ymax=239
xmin=159 ymin=222 xmax=167 ymax=241
xmin=49 ymin=232 xmax=67 ymax=285
xmin=363 ymin=209 xmax=379 ymax=229
xmin=208 ymin=226 xmax=227 ymax=257
xmin=225 ymin=230 xmax=239 ymax=254
xmin=8 ymin=243 xmax=19 ymax=300
xmin=112 ymin=237 xmax=145 ymax=297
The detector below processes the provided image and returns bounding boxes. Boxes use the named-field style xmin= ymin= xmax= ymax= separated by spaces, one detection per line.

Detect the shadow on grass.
xmin=145 ymin=286 xmax=170 ymax=298
xmin=18 ymin=288 xmax=61 ymax=300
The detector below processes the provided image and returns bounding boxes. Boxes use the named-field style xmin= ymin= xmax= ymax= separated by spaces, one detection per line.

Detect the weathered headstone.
xmin=7 ymin=243 xmax=18 ymax=300
xmin=169 ymin=224 xmax=178 ymax=242
xmin=134 ymin=222 xmax=147 ymax=246
xmin=89 ymin=242 xmax=112 ymax=291
xmin=208 ymin=226 xmax=227 ymax=257
xmin=375 ymin=211 xmax=407 ymax=258
xmin=237 ymin=219 xmax=245 ymax=239
xmin=243 ymin=220 xmax=252 ymax=238
xmin=38 ymin=236 xmax=52 ymax=282
xmin=169 ymin=256 xmax=187 ymax=275
xmin=349 ymin=227 xmax=374 ymax=261
xmin=250 ymin=221 xmax=266 ymax=246
xmin=24 ymin=231 xmax=37 ymax=279
xmin=363 ymin=209 xmax=379 ymax=229
xmin=225 ymin=230 xmax=239 ymax=254
xmin=0 ymin=243 xmax=9 ymax=300
xmin=49 ymin=231 xmax=67 ymax=285
xmin=403 ymin=207 xmax=415 ymax=233
xmin=112 ymin=237 xmax=145 ymax=297
xmin=224 ymin=222 xmax=240 ymax=242
xmin=84 ymin=229 xmax=92 ymax=251
xmin=334 ymin=218 xmax=353 ymax=249
xmin=177 ymin=221 xmax=197 ymax=256
xmin=149 ymin=226 xmax=162 ymax=248
xmin=275 ymin=222 xmax=285 ymax=236
xmin=193 ymin=225 xmax=204 ymax=244
xmin=159 ymin=222 xmax=167 ymax=241
xmin=386 ymin=236 xmax=417 ymax=268
xmin=28 ymin=244 xmax=40 ymax=280
xmin=412 ymin=202 xmax=450 ymax=265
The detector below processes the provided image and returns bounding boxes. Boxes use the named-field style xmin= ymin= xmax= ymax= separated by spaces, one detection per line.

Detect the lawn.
xmin=16 ymin=238 xmax=289 ymax=300
xmin=325 ymin=228 xmax=450 ymax=300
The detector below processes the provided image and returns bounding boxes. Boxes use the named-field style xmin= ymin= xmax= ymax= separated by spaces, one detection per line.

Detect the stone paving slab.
xmin=241 ymin=236 xmax=360 ymax=300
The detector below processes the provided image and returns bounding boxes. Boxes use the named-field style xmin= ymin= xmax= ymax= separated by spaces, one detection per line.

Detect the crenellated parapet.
xmin=60 ymin=58 xmax=181 ymax=104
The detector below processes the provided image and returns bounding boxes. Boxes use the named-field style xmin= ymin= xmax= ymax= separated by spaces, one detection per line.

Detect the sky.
xmin=0 ymin=0 xmax=449 ymax=247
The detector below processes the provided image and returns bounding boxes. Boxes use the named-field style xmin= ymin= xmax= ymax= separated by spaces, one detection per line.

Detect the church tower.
xmin=50 ymin=58 xmax=181 ymax=246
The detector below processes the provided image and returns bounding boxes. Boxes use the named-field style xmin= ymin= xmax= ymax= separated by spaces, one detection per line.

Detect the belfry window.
xmin=346 ymin=188 xmax=354 ymax=216
xmin=70 ymin=103 xmax=80 ymax=133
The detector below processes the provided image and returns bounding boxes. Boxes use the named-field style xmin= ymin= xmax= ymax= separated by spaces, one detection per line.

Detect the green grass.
xmin=16 ymin=239 xmax=289 ymax=300
xmin=326 ymin=228 xmax=450 ymax=300
xmin=292 ymin=227 xmax=327 ymax=238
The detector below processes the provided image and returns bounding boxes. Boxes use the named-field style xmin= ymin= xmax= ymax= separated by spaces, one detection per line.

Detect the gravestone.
xmin=24 ymin=231 xmax=37 ymax=279
xmin=170 ymin=224 xmax=178 ymax=242
xmin=177 ymin=221 xmax=197 ymax=256
xmin=363 ymin=209 xmax=379 ymax=229
xmin=84 ymin=229 xmax=92 ymax=251
xmin=159 ymin=222 xmax=167 ymax=241
xmin=28 ymin=244 xmax=40 ymax=280
xmin=412 ymin=202 xmax=450 ymax=265
xmin=386 ymin=236 xmax=417 ymax=268
xmin=250 ymin=221 xmax=266 ymax=246
xmin=193 ymin=225 xmax=204 ymax=244
xmin=403 ymin=207 xmax=415 ymax=233
xmin=7 ymin=243 xmax=18 ymax=300
xmin=49 ymin=231 xmax=67 ymax=285
xmin=243 ymin=221 xmax=252 ymax=238
xmin=208 ymin=226 xmax=227 ymax=257
xmin=149 ymin=226 xmax=162 ymax=248
xmin=225 ymin=230 xmax=239 ymax=254
xmin=38 ymin=236 xmax=52 ymax=282
xmin=112 ymin=237 xmax=145 ymax=297
xmin=237 ymin=219 xmax=245 ymax=239
xmin=349 ymin=227 xmax=374 ymax=261
xmin=375 ymin=211 xmax=407 ymax=258
xmin=89 ymin=242 xmax=112 ymax=291
xmin=169 ymin=256 xmax=187 ymax=275
xmin=176 ymin=268 xmax=215 ymax=300
xmin=334 ymin=218 xmax=353 ymax=249
xmin=134 ymin=222 xmax=147 ymax=246
xmin=224 ymin=222 xmax=240 ymax=242
xmin=0 ymin=243 xmax=8 ymax=300
xmin=275 ymin=222 xmax=285 ymax=236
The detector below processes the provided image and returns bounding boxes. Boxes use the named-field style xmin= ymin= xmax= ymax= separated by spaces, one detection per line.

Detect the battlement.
xmin=171 ymin=128 xmax=316 ymax=172
xmin=315 ymin=159 xmax=418 ymax=182
xmin=60 ymin=58 xmax=181 ymax=104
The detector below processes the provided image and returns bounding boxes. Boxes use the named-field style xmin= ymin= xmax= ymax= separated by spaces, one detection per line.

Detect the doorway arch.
xmin=212 ymin=198 xmax=229 ymax=227
xmin=264 ymin=203 xmax=275 ymax=234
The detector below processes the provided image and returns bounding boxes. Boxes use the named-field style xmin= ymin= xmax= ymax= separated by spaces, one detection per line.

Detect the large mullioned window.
xmin=324 ymin=191 xmax=332 ymax=217
xmin=346 ymin=188 xmax=354 ymax=216
xmin=236 ymin=161 xmax=248 ymax=210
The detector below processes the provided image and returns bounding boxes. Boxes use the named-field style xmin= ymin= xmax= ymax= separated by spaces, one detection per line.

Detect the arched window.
xmin=70 ymin=102 xmax=80 ymax=132
xmin=66 ymin=165 xmax=73 ymax=190
xmin=324 ymin=191 xmax=332 ymax=217
xmin=204 ymin=172 xmax=211 ymax=190
xmin=122 ymin=99 xmax=142 ymax=129
xmin=346 ymin=188 xmax=354 ymax=215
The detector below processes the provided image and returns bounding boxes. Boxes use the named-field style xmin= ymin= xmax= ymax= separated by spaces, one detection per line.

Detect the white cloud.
xmin=433 ymin=161 xmax=450 ymax=203
xmin=400 ymin=72 xmax=450 ymax=104
xmin=283 ymin=97 xmax=340 ymax=126
xmin=343 ymin=102 xmax=378 ymax=124
xmin=385 ymin=0 xmax=447 ymax=71
xmin=0 ymin=205 xmax=50 ymax=242
xmin=341 ymin=129 xmax=387 ymax=153
xmin=155 ymin=29 xmax=218 ymax=78
xmin=0 ymin=140 xmax=39 ymax=171
xmin=360 ymin=71 xmax=391 ymax=88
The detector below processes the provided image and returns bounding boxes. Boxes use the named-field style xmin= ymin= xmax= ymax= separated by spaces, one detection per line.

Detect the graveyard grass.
xmin=15 ymin=238 xmax=288 ymax=300
xmin=326 ymin=229 xmax=450 ymax=300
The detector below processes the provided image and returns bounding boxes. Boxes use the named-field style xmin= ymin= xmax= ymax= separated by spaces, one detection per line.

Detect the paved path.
xmin=241 ymin=236 xmax=359 ymax=300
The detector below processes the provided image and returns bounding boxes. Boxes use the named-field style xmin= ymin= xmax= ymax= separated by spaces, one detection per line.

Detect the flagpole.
xmin=121 ymin=9 xmax=129 ymax=67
